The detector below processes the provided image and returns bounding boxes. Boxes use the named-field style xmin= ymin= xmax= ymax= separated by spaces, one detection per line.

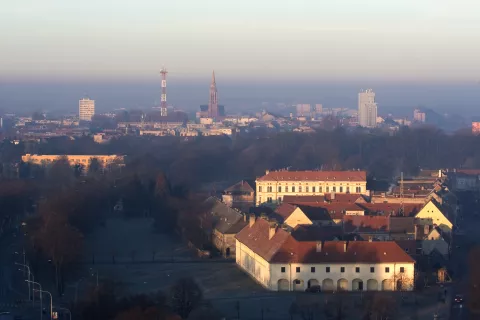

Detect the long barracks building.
xmin=255 ymin=170 xmax=368 ymax=206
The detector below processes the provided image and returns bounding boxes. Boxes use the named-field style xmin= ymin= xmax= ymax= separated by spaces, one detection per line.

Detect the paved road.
xmin=0 ymin=218 xmax=38 ymax=319
xmin=448 ymin=191 xmax=480 ymax=320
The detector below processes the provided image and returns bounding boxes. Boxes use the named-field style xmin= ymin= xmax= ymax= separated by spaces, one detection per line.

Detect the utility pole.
xmin=400 ymin=172 xmax=404 ymax=215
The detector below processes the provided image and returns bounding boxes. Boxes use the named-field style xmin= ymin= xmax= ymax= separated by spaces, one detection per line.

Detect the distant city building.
xmin=296 ymin=104 xmax=311 ymax=117
xmin=315 ymin=104 xmax=323 ymax=113
xmin=472 ymin=122 xmax=480 ymax=135
xmin=413 ymin=109 xmax=426 ymax=123
xmin=208 ymin=71 xmax=219 ymax=119
xmin=358 ymin=89 xmax=378 ymax=128
xmin=79 ymin=97 xmax=95 ymax=121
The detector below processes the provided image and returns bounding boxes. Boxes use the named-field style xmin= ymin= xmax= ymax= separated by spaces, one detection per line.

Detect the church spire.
xmin=211 ymin=70 xmax=216 ymax=86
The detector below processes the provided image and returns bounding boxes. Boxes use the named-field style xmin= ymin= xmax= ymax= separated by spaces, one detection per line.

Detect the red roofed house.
xmin=255 ymin=170 xmax=368 ymax=206
xmin=235 ymin=215 xmax=415 ymax=292
xmin=222 ymin=180 xmax=255 ymax=211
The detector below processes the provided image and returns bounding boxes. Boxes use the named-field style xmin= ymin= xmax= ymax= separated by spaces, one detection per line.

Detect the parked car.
xmin=454 ymin=294 xmax=464 ymax=304
xmin=305 ymin=285 xmax=321 ymax=293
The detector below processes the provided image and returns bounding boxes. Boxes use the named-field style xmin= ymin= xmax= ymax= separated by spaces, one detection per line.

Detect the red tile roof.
xmin=274 ymin=203 xmax=298 ymax=220
xmin=236 ymin=217 xmax=415 ymax=264
xmin=235 ymin=218 xmax=291 ymax=261
xmin=257 ymin=170 xmax=366 ymax=182
xmin=343 ymin=215 xmax=390 ymax=233
xmin=357 ymin=203 xmax=422 ymax=217
xmin=283 ymin=194 xmax=363 ymax=205
xmin=271 ymin=239 xmax=415 ymax=264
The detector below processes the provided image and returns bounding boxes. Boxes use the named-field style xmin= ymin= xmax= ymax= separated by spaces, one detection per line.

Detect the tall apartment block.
xmin=358 ymin=89 xmax=378 ymax=128
xmin=79 ymin=97 xmax=95 ymax=121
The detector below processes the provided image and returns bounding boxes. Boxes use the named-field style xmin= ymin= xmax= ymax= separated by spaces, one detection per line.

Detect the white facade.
xmin=236 ymin=241 xmax=414 ymax=292
xmin=79 ymin=98 xmax=95 ymax=121
xmin=358 ymin=89 xmax=378 ymax=128
xmin=256 ymin=174 xmax=368 ymax=206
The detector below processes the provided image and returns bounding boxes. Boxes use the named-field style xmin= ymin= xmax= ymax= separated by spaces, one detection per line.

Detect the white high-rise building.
xmin=358 ymin=89 xmax=378 ymax=128
xmin=79 ymin=97 xmax=95 ymax=121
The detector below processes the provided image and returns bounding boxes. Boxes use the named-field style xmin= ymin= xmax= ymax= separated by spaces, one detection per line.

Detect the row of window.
xmin=280 ymin=266 xmax=405 ymax=274
xmin=259 ymin=186 xmax=362 ymax=193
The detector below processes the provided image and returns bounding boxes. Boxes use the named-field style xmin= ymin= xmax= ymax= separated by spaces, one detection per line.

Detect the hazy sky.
xmin=2 ymin=0 xmax=480 ymax=82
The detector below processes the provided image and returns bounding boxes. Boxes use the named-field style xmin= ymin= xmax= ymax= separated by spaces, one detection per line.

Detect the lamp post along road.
xmin=26 ymin=280 xmax=43 ymax=320
xmin=34 ymin=289 xmax=52 ymax=320
xmin=15 ymin=262 xmax=32 ymax=301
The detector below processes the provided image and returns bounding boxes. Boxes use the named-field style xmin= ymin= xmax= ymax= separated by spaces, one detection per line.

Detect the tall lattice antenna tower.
xmin=160 ymin=67 xmax=168 ymax=117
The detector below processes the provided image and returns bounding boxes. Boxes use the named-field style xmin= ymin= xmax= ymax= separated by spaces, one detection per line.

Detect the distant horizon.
xmin=1 ymin=80 xmax=480 ymax=119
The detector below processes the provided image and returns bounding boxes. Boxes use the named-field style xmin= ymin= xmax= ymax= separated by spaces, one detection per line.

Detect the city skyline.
xmin=2 ymin=0 xmax=480 ymax=82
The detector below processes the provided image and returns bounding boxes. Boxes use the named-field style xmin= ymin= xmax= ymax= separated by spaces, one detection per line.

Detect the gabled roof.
xmin=205 ymin=197 xmax=247 ymax=234
xmin=291 ymin=225 xmax=343 ymax=241
xmin=343 ymin=216 xmax=389 ymax=233
xmin=270 ymin=239 xmax=415 ymax=264
xmin=224 ymin=180 xmax=254 ymax=193
xmin=235 ymin=218 xmax=291 ymax=262
xmin=274 ymin=203 xmax=298 ymax=221
xmin=236 ymin=217 xmax=415 ymax=264
xmin=257 ymin=170 xmax=366 ymax=182
xmin=389 ymin=217 xmax=415 ymax=234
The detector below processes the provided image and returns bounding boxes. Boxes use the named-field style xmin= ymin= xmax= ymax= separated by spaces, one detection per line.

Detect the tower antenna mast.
xmin=160 ymin=67 xmax=168 ymax=117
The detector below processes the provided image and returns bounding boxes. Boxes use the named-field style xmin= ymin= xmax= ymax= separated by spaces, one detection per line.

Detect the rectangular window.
xmin=326 ymin=267 xmax=330 ymax=273
xmin=296 ymin=267 xmax=300 ymax=273
xmin=278 ymin=186 xmax=282 ymax=192
xmin=311 ymin=267 xmax=315 ymax=273
xmin=259 ymin=197 xmax=262 ymax=203
xmin=385 ymin=267 xmax=390 ymax=273
xmin=259 ymin=186 xmax=262 ymax=192
xmin=370 ymin=267 xmax=375 ymax=273
xmin=400 ymin=267 xmax=405 ymax=273
xmin=346 ymin=187 xmax=350 ymax=193
xmin=306 ymin=186 xmax=309 ymax=192
xmin=319 ymin=186 xmax=322 ymax=193
xmin=340 ymin=267 xmax=345 ymax=273
xmin=292 ymin=186 xmax=296 ymax=192
xmin=277 ymin=197 xmax=281 ymax=203
xmin=312 ymin=186 xmax=316 ymax=193
xmin=285 ymin=186 xmax=289 ymax=192
xmin=332 ymin=186 xmax=336 ymax=192
xmin=299 ymin=186 xmax=302 ymax=192
xmin=281 ymin=267 xmax=286 ymax=273
xmin=268 ymin=186 xmax=272 ymax=192
xmin=340 ymin=186 xmax=343 ymax=193
xmin=267 ymin=197 xmax=272 ymax=203
xmin=355 ymin=267 xmax=360 ymax=273
xmin=326 ymin=186 xmax=329 ymax=193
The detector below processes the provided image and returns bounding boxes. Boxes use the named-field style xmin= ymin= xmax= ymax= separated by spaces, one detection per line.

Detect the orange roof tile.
xmin=343 ymin=215 xmax=390 ymax=233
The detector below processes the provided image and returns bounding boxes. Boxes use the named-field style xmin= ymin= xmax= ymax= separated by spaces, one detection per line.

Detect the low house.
xmin=222 ymin=180 xmax=255 ymax=211
xmin=416 ymin=225 xmax=450 ymax=257
xmin=415 ymin=200 xmax=453 ymax=233
xmin=235 ymin=215 xmax=415 ymax=292
xmin=205 ymin=197 xmax=248 ymax=257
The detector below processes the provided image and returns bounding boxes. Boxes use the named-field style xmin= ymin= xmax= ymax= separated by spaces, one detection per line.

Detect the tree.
xmin=169 ymin=278 xmax=203 ymax=319
xmin=88 ymin=157 xmax=102 ymax=176
xmin=34 ymin=209 xmax=83 ymax=294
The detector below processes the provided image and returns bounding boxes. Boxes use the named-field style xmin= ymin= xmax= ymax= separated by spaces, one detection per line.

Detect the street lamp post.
xmin=15 ymin=262 xmax=32 ymax=302
xmin=26 ymin=280 xmax=42 ymax=320
xmin=74 ymin=278 xmax=84 ymax=305
xmin=34 ymin=289 xmax=52 ymax=320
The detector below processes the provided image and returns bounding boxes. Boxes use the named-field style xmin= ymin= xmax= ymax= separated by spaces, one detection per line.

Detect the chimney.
xmin=368 ymin=237 xmax=373 ymax=242
xmin=343 ymin=241 xmax=348 ymax=252
xmin=243 ymin=214 xmax=247 ymax=222
xmin=316 ymin=241 xmax=323 ymax=252
xmin=249 ymin=214 xmax=256 ymax=227
xmin=424 ymin=224 xmax=430 ymax=235
xmin=269 ymin=224 xmax=277 ymax=240
xmin=265 ymin=169 xmax=270 ymax=175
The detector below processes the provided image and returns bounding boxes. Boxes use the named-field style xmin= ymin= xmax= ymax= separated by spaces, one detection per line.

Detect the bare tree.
xmin=169 ymin=278 xmax=203 ymax=319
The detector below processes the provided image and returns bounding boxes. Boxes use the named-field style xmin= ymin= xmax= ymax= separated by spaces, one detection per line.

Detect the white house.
xmin=415 ymin=200 xmax=453 ymax=233
xmin=235 ymin=216 xmax=415 ymax=292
